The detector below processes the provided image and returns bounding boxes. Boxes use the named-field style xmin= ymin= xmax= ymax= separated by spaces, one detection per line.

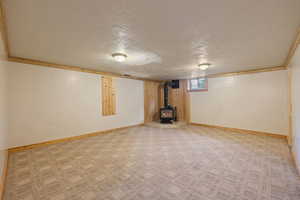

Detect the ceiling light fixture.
xmin=198 ymin=63 xmax=211 ymax=70
xmin=112 ymin=53 xmax=127 ymax=62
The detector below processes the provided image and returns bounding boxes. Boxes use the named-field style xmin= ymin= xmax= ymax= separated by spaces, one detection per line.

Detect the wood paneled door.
xmin=102 ymin=76 xmax=116 ymax=116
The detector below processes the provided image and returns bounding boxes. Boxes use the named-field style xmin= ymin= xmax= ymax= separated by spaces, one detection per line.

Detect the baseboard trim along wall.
xmin=0 ymin=150 xmax=8 ymax=200
xmin=190 ymin=123 xmax=287 ymax=139
xmin=8 ymin=124 xmax=144 ymax=153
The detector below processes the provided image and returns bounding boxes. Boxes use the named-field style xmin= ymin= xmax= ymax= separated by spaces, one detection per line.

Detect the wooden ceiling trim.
xmin=284 ymin=28 xmax=300 ymax=67
xmin=0 ymin=0 xmax=10 ymax=59
xmin=8 ymin=56 xmax=162 ymax=82
xmin=9 ymin=55 xmax=286 ymax=81
xmin=206 ymin=66 xmax=287 ymax=78
xmin=166 ymin=65 xmax=287 ymax=81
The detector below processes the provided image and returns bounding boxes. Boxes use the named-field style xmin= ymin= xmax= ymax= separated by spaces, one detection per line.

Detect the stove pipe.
xmin=164 ymin=82 xmax=169 ymax=107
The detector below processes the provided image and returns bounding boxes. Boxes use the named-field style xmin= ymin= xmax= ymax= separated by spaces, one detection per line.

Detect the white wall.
xmin=7 ymin=62 xmax=144 ymax=148
xmin=290 ymin=46 xmax=300 ymax=171
xmin=190 ymin=70 xmax=289 ymax=135
xmin=0 ymin=61 xmax=8 ymax=177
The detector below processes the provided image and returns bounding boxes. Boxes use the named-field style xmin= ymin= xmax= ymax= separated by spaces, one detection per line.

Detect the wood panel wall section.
xmin=158 ymin=80 xmax=190 ymax=122
xmin=102 ymin=76 xmax=116 ymax=116
xmin=182 ymin=80 xmax=191 ymax=123
xmin=144 ymin=81 xmax=160 ymax=123
xmin=168 ymin=80 xmax=190 ymax=122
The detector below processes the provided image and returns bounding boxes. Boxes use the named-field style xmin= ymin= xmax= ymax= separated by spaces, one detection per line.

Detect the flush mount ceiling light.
xmin=112 ymin=53 xmax=127 ymax=62
xmin=198 ymin=63 xmax=211 ymax=70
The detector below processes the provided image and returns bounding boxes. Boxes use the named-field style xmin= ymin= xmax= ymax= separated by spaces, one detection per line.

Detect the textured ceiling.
xmin=3 ymin=0 xmax=300 ymax=80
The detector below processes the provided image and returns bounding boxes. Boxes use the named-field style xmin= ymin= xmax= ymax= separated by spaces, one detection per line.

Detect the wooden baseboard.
xmin=8 ymin=123 xmax=144 ymax=153
xmin=0 ymin=150 xmax=8 ymax=200
xmin=190 ymin=123 xmax=287 ymax=139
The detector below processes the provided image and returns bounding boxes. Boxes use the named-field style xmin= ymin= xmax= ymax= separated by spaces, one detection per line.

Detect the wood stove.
xmin=160 ymin=106 xmax=176 ymax=123
xmin=160 ymin=82 xmax=177 ymax=123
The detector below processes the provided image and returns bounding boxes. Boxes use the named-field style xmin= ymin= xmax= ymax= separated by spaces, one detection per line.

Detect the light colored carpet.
xmin=4 ymin=125 xmax=300 ymax=200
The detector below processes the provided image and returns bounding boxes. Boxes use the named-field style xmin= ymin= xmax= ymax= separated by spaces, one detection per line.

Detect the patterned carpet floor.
xmin=4 ymin=125 xmax=300 ymax=200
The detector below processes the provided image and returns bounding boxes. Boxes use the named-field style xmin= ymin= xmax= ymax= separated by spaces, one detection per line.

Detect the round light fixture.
xmin=198 ymin=63 xmax=211 ymax=70
xmin=112 ymin=53 xmax=127 ymax=62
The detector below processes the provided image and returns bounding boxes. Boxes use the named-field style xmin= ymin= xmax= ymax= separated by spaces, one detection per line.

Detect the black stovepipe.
xmin=164 ymin=82 xmax=169 ymax=107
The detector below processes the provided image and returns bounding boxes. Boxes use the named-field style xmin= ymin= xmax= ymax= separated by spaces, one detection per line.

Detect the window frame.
xmin=187 ymin=78 xmax=208 ymax=92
